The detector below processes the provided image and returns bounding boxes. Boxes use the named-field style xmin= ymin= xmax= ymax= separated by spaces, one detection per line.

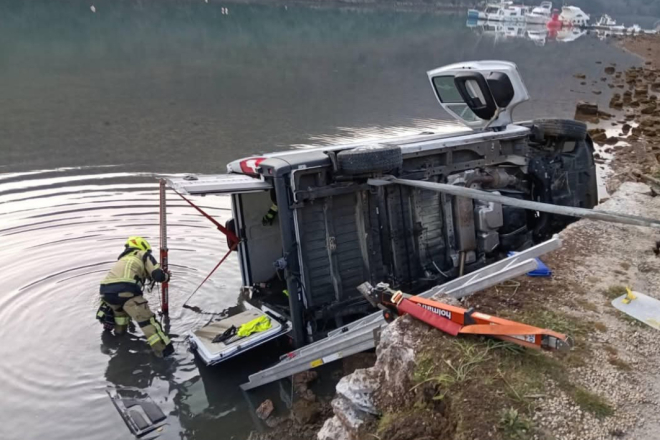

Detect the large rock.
xmin=317 ymin=416 xmax=351 ymax=440
xmin=640 ymin=118 xmax=656 ymax=127
xmin=256 ymin=399 xmax=275 ymax=421
xmin=610 ymin=93 xmax=623 ymax=109
xmin=316 ymin=315 xmax=426 ymax=440
xmin=335 ymin=369 xmax=380 ymax=415
xmin=293 ymin=371 xmax=318 ymax=386
xmin=373 ymin=315 xmax=422 ymax=399
xmin=641 ymin=103 xmax=658 ymax=115
xmin=575 ymin=100 xmax=599 ymax=116
xmin=291 ymin=399 xmax=322 ymax=425
xmin=265 ymin=416 xmax=285 ymax=429
xmin=589 ymin=128 xmax=608 ymax=143
xmin=623 ymin=90 xmax=633 ymax=102
xmin=293 ymin=370 xmax=319 ymax=395
xmin=331 ymin=396 xmax=376 ymax=436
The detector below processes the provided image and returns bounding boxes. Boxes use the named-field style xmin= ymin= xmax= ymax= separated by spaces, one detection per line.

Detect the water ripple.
xmin=0 ymin=170 xmax=242 ymax=440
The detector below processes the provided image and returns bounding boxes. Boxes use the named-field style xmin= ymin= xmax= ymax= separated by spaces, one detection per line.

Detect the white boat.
xmin=559 ymin=6 xmax=590 ymax=27
xmin=596 ymin=14 xmax=615 ymax=27
xmin=525 ymin=1 xmax=553 ymax=24
xmin=468 ymin=1 xmax=530 ymax=22
xmin=594 ymin=14 xmax=625 ymax=31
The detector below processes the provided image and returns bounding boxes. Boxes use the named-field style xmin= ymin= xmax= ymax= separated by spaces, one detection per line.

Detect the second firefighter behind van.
xmin=98 ymin=236 xmax=173 ymax=357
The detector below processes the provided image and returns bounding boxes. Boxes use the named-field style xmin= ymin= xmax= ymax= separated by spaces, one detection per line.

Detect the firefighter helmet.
xmin=125 ymin=236 xmax=151 ymax=251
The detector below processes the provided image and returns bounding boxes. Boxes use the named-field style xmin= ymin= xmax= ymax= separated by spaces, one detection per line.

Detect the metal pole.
xmin=369 ymin=178 xmax=660 ymax=230
xmin=159 ymin=179 xmax=169 ymax=316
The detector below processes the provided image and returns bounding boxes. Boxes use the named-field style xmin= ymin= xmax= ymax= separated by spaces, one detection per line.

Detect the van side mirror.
xmin=453 ymin=72 xmax=497 ymax=120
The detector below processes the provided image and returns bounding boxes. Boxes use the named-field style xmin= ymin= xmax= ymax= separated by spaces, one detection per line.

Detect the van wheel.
xmin=534 ymin=119 xmax=587 ymax=141
xmin=337 ymin=144 xmax=403 ymax=175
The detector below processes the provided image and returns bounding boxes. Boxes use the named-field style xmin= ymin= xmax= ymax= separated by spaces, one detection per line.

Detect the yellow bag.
xmin=237 ymin=315 xmax=272 ymax=338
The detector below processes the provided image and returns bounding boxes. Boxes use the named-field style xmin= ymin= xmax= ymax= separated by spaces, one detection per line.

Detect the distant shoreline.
xmin=218 ymin=0 xmax=476 ymax=13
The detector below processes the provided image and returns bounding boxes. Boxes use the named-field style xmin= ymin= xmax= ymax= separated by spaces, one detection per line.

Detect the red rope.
xmin=168 ymin=187 xmax=241 ymax=307
xmin=171 ymin=187 xmax=240 ymax=243
xmin=183 ymin=243 xmax=237 ymax=307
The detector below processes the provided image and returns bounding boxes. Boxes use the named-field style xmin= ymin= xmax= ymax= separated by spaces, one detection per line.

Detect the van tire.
xmin=337 ymin=144 xmax=403 ymax=175
xmin=534 ymin=119 xmax=587 ymax=141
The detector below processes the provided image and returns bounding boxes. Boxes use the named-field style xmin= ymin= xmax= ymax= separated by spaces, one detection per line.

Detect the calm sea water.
xmin=0 ymin=1 xmax=641 ymax=439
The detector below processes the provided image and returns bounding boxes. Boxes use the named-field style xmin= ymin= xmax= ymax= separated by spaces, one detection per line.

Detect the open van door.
xmin=427 ymin=60 xmax=529 ymax=130
xmin=167 ymin=174 xmax=271 ymax=195
xmin=165 ymin=174 xmax=291 ymax=366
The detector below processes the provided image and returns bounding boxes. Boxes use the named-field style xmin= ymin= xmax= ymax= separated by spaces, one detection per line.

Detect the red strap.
xmin=171 ymin=188 xmax=240 ymax=243
xmin=398 ymin=299 xmax=463 ymax=336
xmin=183 ymin=243 xmax=237 ymax=307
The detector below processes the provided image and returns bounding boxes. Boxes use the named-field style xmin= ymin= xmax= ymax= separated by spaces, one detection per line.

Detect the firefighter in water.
xmin=97 ymin=236 xmax=173 ymax=357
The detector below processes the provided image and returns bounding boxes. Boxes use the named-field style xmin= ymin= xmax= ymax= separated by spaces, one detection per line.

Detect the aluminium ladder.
xmin=240 ymin=237 xmax=561 ymax=390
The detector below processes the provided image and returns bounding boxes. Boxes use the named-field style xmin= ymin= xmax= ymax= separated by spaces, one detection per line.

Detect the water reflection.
xmin=466 ymin=18 xmax=591 ymax=46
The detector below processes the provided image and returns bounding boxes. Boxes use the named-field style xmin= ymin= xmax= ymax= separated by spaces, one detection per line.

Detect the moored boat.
xmin=559 ymin=6 xmax=590 ymax=27
xmin=467 ymin=1 xmax=530 ymax=22
xmin=593 ymin=14 xmax=625 ymax=31
xmin=525 ymin=1 xmax=553 ymax=24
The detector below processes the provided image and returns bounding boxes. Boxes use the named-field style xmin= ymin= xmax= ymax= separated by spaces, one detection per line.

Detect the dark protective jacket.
xmin=100 ymin=248 xmax=167 ymax=297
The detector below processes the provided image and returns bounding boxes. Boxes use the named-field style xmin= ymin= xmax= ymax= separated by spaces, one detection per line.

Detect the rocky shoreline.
xmin=249 ymin=33 xmax=660 ymax=440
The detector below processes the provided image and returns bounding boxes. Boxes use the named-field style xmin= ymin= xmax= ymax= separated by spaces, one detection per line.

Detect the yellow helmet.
xmin=125 ymin=236 xmax=151 ymax=251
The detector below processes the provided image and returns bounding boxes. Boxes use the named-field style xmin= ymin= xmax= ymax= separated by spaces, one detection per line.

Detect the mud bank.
xmin=585 ymin=34 xmax=660 ymax=194
xmin=249 ymin=34 xmax=660 ymax=440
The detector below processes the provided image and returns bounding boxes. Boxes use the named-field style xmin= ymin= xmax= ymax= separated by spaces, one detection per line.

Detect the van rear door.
xmin=167 ymin=174 xmax=271 ymax=195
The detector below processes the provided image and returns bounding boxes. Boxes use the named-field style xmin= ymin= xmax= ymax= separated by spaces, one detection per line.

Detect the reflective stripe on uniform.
xmin=151 ymin=318 xmax=171 ymax=345
xmin=100 ymin=252 xmax=144 ymax=285
xmin=147 ymin=334 xmax=161 ymax=346
xmin=114 ymin=315 xmax=130 ymax=326
xmin=122 ymin=255 xmax=141 ymax=280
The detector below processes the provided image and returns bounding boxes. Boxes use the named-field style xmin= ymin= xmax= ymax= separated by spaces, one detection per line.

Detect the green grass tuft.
xmin=499 ymin=407 xmax=534 ymax=440
xmin=603 ymin=285 xmax=628 ymax=300
xmin=573 ymin=387 xmax=614 ymax=418
xmin=608 ymin=356 xmax=632 ymax=371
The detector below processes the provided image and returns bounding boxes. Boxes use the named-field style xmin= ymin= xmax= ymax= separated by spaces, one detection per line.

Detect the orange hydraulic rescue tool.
xmin=359 ymin=282 xmax=572 ymax=351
